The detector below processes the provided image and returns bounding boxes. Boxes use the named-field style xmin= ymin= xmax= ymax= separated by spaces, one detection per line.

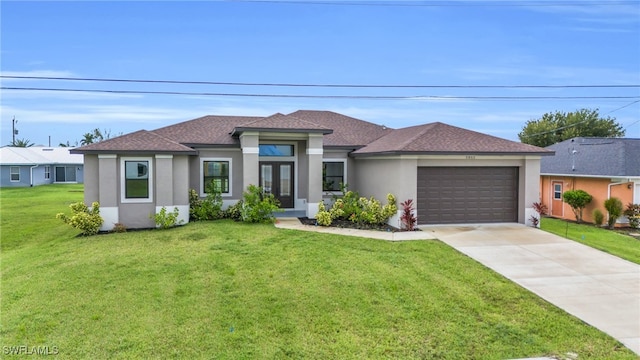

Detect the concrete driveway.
xmin=423 ymin=223 xmax=640 ymax=355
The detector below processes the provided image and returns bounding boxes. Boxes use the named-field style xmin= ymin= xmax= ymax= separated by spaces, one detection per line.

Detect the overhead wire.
xmin=2 ymin=75 xmax=638 ymax=89
xmin=2 ymin=86 xmax=639 ymax=101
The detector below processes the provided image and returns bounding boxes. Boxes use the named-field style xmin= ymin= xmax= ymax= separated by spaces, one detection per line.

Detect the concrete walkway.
xmin=423 ymin=223 xmax=640 ymax=355
xmin=275 ymin=219 xmax=640 ymax=355
xmin=274 ymin=217 xmax=436 ymax=241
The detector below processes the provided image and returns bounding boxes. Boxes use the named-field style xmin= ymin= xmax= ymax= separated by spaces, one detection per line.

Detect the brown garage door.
xmin=417 ymin=167 xmax=518 ymax=224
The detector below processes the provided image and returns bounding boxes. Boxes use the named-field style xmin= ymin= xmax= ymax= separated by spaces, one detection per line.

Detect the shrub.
xmin=532 ymin=202 xmax=548 ymax=216
xmin=604 ymin=197 xmax=623 ymax=229
xmin=152 ymin=206 xmax=184 ymax=229
xmin=624 ymin=203 xmax=640 ymax=229
xmin=400 ymin=199 xmax=417 ymax=231
xmin=240 ymin=185 xmax=281 ymax=223
xmin=189 ymin=181 xmax=224 ymax=221
xmin=562 ymin=190 xmax=592 ymax=223
xmin=224 ymin=200 xmax=243 ymax=221
xmin=592 ymin=209 xmax=604 ymax=227
xmin=111 ymin=223 xmax=127 ymax=233
xmin=56 ymin=201 xmax=104 ymax=236
xmin=529 ymin=215 xmax=540 ymax=227
xmin=316 ymin=208 xmax=333 ymax=227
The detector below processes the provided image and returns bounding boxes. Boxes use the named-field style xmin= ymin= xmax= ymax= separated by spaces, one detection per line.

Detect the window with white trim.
xmin=201 ymin=158 xmax=232 ymax=196
xmin=323 ymin=161 xmax=345 ymax=191
xmin=553 ymin=183 xmax=562 ymax=200
xmin=55 ymin=166 xmax=77 ymax=182
xmin=45 ymin=166 xmax=51 ymax=180
xmin=10 ymin=166 xmax=20 ymax=182
xmin=120 ymin=157 xmax=153 ymax=203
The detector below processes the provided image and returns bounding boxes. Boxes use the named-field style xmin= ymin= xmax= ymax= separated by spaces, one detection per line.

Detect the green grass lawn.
xmin=541 ymin=217 xmax=640 ymax=265
xmin=1 ymin=185 xmax=636 ymax=359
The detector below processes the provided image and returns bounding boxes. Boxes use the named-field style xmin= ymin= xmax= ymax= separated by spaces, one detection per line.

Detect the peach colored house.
xmin=540 ymin=137 xmax=640 ymax=226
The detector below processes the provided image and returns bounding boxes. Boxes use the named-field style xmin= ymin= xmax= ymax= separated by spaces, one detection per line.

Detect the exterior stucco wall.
xmin=0 ymin=165 xmax=31 ymax=187
xmin=83 ymin=155 xmax=100 ymax=203
xmin=541 ymin=175 xmax=635 ymax=225
xmin=297 ymin=141 xmax=309 ymax=201
xmin=348 ymin=156 xmax=539 ymax=226
xmin=353 ymin=158 xmax=417 ymax=203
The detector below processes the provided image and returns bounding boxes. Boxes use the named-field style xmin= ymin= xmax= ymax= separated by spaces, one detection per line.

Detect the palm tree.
xmin=11 ymin=138 xmax=34 ymax=147
xmin=80 ymin=133 xmax=95 ymax=145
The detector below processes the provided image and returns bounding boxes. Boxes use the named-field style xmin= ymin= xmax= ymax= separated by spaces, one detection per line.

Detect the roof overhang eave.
xmin=70 ymin=149 xmax=198 ymax=156
xmin=351 ymin=150 xmax=554 ymax=158
xmin=230 ymin=127 xmax=333 ymax=137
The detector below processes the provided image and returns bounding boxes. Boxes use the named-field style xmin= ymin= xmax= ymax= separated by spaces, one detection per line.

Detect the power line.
xmin=217 ymin=0 xmax=640 ymax=7
xmin=2 ymin=75 xmax=638 ymax=89
xmin=3 ymin=86 xmax=639 ymax=100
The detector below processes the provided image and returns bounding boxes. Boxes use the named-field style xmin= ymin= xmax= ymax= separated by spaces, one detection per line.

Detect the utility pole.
xmin=12 ymin=116 xmax=18 ymax=145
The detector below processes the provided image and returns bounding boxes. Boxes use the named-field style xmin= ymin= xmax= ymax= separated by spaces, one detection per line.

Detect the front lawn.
xmin=541 ymin=217 xmax=640 ymax=265
xmin=1 ymin=185 xmax=636 ymax=359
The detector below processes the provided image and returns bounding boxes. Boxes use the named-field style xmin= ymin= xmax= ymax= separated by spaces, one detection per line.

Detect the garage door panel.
xmin=417 ymin=167 xmax=518 ymax=224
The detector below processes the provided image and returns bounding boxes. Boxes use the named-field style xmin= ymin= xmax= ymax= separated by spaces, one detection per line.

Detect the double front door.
xmin=259 ymin=162 xmax=294 ymax=208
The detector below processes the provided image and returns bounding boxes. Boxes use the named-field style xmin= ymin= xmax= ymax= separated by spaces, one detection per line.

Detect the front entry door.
xmin=259 ymin=162 xmax=294 ymax=208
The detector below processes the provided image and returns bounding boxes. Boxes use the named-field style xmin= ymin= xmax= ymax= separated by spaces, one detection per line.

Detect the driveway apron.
xmin=425 ymin=223 xmax=640 ymax=355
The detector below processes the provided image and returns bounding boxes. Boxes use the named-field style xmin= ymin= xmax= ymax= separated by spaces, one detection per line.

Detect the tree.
xmin=562 ymin=189 xmax=592 ymax=223
xmin=518 ymin=108 xmax=625 ymax=147
xmin=79 ymin=128 xmax=119 ymax=145
xmin=10 ymin=138 xmax=34 ymax=147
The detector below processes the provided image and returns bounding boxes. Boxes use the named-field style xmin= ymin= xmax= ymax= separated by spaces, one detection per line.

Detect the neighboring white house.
xmin=0 ymin=147 xmax=84 ymax=187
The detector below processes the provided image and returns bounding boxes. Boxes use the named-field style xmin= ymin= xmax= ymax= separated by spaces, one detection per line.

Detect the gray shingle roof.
xmin=72 ymin=110 xmax=550 ymax=156
xmin=353 ymin=122 xmax=551 ymax=156
xmin=541 ymin=137 xmax=640 ymax=177
xmin=71 ymin=130 xmax=197 ymax=154
xmin=230 ymin=113 xmax=333 ymax=136
xmin=289 ymin=110 xmax=390 ymax=147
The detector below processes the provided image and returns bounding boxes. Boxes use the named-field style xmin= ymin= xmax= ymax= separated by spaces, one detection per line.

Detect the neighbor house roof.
xmin=71 ymin=130 xmax=197 ymax=155
xmin=541 ymin=137 xmax=640 ymax=177
xmin=72 ymin=110 xmax=549 ymax=156
xmin=352 ymin=122 xmax=552 ymax=156
xmin=0 ymin=146 xmax=83 ymax=165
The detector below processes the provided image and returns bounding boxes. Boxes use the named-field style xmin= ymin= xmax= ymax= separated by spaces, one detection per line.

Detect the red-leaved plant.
xmin=400 ymin=199 xmax=417 ymax=231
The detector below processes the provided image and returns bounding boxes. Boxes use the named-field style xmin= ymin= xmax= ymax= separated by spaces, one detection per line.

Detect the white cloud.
xmin=1 ymin=69 xmax=77 ymax=80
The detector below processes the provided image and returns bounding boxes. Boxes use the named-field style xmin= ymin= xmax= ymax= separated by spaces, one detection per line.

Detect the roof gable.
xmin=153 ymin=115 xmax=261 ymax=146
xmin=541 ymin=137 xmax=640 ymax=177
xmin=353 ymin=122 xmax=551 ymax=155
xmin=289 ymin=110 xmax=389 ymax=147
xmin=230 ymin=113 xmax=333 ymax=136
xmin=71 ymin=130 xmax=197 ymax=154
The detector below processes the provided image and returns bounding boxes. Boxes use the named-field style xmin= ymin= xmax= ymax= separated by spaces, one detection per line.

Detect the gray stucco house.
xmin=72 ymin=110 xmax=551 ymax=230
xmin=0 ymin=146 xmax=84 ymax=187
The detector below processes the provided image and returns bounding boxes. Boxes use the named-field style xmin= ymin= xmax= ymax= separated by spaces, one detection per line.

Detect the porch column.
xmin=240 ymin=132 xmax=259 ymax=190
xmin=97 ymin=154 xmax=118 ymax=231
xmin=307 ymin=134 xmax=324 ymax=218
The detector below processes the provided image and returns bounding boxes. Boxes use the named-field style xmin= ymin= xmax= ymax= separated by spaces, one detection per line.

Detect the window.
xmin=55 ymin=166 xmax=77 ymax=182
xmin=45 ymin=166 xmax=51 ymax=180
xmin=10 ymin=166 xmax=20 ymax=182
xmin=202 ymin=160 xmax=230 ymax=194
xmin=323 ymin=161 xmax=345 ymax=191
xmin=124 ymin=160 xmax=150 ymax=199
xmin=259 ymin=144 xmax=294 ymax=157
xmin=553 ymin=183 xmax=562 ymax=200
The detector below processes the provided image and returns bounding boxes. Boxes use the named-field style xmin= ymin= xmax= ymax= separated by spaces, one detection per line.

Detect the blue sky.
xmin=1 ymin=0 xmax=639 ymax=147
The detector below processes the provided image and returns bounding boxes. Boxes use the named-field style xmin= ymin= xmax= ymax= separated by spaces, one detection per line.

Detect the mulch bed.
xmin=298 ymin=217 xmax=420 ymax=233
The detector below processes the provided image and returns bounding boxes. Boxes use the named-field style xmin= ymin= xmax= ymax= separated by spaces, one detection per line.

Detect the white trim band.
xmin=306 ymin=148 xmax=324 ymax=155
xmin=242 ymin=147 xmax=259 ymax=154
